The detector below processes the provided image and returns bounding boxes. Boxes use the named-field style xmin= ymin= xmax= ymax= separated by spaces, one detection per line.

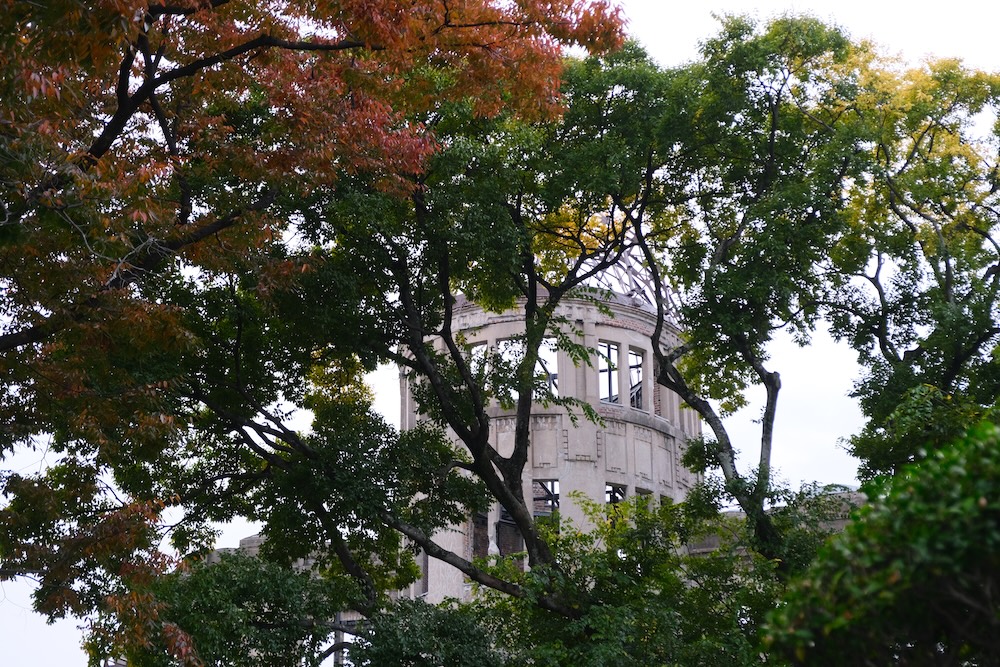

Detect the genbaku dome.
xmin=398 ymin=290 xmax=703 ymax=604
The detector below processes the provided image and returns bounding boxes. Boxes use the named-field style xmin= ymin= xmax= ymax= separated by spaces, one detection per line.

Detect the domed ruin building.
xmin=399 ymin=291 xmax=702 ymax=603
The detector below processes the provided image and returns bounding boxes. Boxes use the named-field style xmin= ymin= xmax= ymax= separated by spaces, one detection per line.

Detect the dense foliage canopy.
xmin=767 ymin=422 xmax=1000 ymax=666
xmin=3 ymin=4 xmax=1000 ymax=665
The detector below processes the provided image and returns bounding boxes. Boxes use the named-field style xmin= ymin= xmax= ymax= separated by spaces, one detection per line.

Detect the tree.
xmin=765 ymin=422 xmax=1000 ymax=666
xmin=350 ymin=598 xmax=508 ymax=667
xmin=544 ymin=17 xmax=871 ymax=564
xmin=822 ymin=58 xmax=1000 ymax=480
xmin=6 ymin=8 xmax=1000 ymax=665
xmin=468 ymin=495 xmax=782 ymax=667
xmin=354 ymin=488 xmax=848 ymax=667
xmin=397 ymin=25 xmax=1000 ymax=665
xmin=0 ymin=1 xmax=624 ymax=661
xmin=87 ymin=552 xmax=355 ymax=667
xmin=291 ymin=27 xmax=865 ymax=656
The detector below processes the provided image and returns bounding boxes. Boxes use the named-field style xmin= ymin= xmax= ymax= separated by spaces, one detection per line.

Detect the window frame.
xmin=598 ymin=340 xmax=620 ymax=404
xmin=628 ymin=347 xmax=644 ymax=410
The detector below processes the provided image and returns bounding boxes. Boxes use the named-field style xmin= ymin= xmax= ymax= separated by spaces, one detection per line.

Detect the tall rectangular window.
xmin=598 ymin=341 xmax=619 ymax=403
xmin=414 ymin=549 xmax=429 ymax=597
xmin=497 ymin=338 xmax=559 ymax=401
xmin=497 ymin=507 xmax=525 ymax=569
xmin=537 ymin=338 xmax=559 ymax=398
xmin=605 ymin=483 xmax=627 ymax=504
xmin=532 ymin=479 xmax=560 ymax=515
xmin=497 ymin=338 xmax=524 ymax=365
xmin=533 ymin=479 xmax=560 ymax=531
xmin=496 ymin=338 xmax=524 ymax=406
xmin=472 ymin=513 xmax=489 ymax=560
xmin=466 ymin=341 xmax=488 ymax=373
xmin=629 ymin=348 xmax=644 ymax=409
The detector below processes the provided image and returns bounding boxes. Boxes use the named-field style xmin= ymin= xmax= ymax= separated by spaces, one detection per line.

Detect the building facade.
xmin=400 ymin=292 xmax=702 ymax=603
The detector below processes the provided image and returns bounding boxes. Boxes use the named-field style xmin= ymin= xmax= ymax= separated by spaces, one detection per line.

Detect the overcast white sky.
xmin=5 ymin=1 xmax=1000 ymax=662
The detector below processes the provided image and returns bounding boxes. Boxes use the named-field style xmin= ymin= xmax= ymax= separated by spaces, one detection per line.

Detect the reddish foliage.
xmin=0 ymin=0 xmax=623 ymax=659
